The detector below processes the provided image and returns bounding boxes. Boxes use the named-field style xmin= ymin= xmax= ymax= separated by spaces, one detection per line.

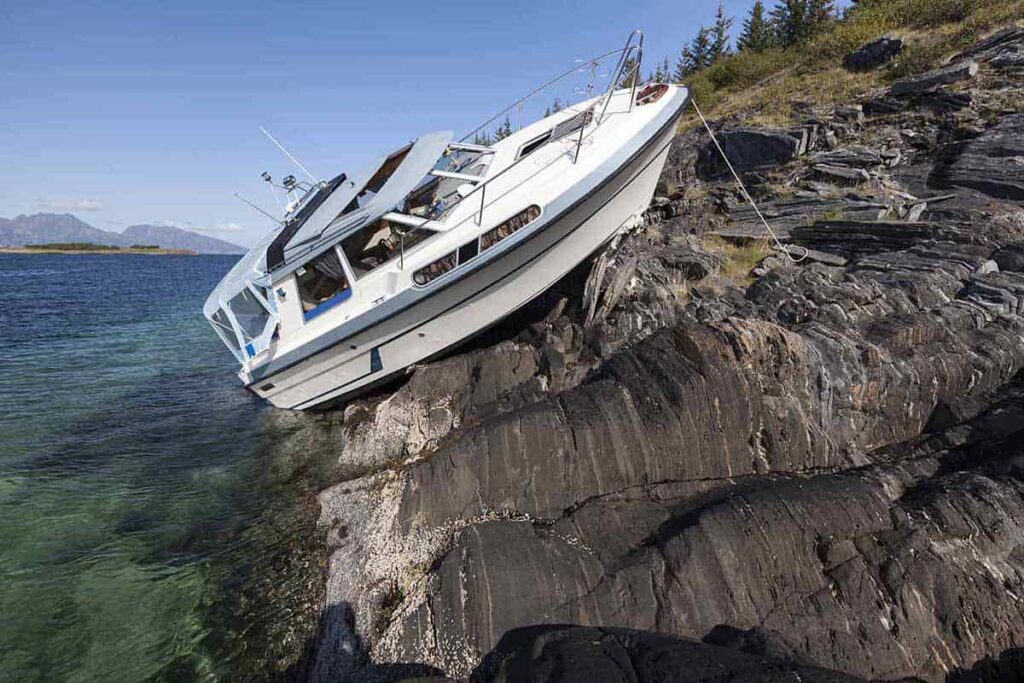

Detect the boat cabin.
xmin=204 ymin=131 xmax=496 ymax=365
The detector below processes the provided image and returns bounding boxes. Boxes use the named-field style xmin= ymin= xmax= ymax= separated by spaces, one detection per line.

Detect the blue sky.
xmin=1 ymin=0 xmax=764 ymax=246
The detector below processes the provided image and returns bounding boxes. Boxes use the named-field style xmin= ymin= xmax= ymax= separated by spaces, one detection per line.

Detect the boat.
xmin=204 ymin=31 xmax=690 ymax=410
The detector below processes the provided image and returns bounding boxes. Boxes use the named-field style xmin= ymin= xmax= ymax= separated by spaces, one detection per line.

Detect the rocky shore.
xmin=296 ymin=25 xmax=1024 ymax=682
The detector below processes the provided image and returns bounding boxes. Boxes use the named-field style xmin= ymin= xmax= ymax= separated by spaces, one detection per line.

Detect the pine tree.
xmin=550 ymin=97 xmax=564 ymax=113
xmin=738 ymin=0 xmax=773 ymax=52
xmin=652 ymin=56 xmax=671 ymax=83
xmin=675 ymin=26 xmax=714 ymax=80
xmin=771 ymin=0 xmax=836 ymax=47
xmin=494 ymin=115 xmax=513 ymax=141
xmin=807 ymin=0 xmax=837 ymax=27
xmin=770 ymin=0 xmax=804 ymax=47
xmin=709 ymin=2 xmax=734 ymax=61
xmin=618 ymin=55 xmax=639 ymax=88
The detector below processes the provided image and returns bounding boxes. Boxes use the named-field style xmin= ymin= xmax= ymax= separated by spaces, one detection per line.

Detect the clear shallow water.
xmin=0 ymin=254 xmax=336 ymax=681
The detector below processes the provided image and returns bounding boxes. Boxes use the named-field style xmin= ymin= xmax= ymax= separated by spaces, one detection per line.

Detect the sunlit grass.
xmin=677 ymin=0 xmax=1024 ymax=120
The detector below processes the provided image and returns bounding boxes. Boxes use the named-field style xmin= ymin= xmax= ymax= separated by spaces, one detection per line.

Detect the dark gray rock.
xmin=471 ymin=625 xmax=867 ymax=682
xmin=930 ymin=114 xmax=1024 ymax=201
xmin=863 ymin=96 xmax=906 ymax=116
xmin=953 ymin=25 xmax=1024 ymax=63
xmin=994 ymin=243 xmax=1024 ymax=272
xmin=696 ymin=128 xmax=801 ymax=180
xmin=834 ymin=104 xmax=865 ymax=122
xmin=809 ymin=146 xmax=883 ymax=168
xmin=813 ymin=163 xmax=870 ymax=184
xmin=889 ymin=60 xmax=979 ymax=96
xmin=844 ymin=37 xmax=904 ymax=72
xmin=918 ymin=87 xmax=973 ymax=112
xmin=308 ymin=30 xmax=1024 ymax=682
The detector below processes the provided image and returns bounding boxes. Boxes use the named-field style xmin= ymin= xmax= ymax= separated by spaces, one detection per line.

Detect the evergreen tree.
xmin=494 ymin=115 xmax=513 ymax=141
xmin=770 ymin=0 xmax=807 ymax=47
xmin=709 ymin=2 xmax=734 ymax=61
xmin=618 ymin=55 xmax=639 ymax=88
xmin=738 ymin=0 xmax=773 ymax=52
xmin=807 ymin=0 xmax=837 ymax=27
xmin=771 ymin=0 xmax=836 ymax=47
xmin=675 ymin=26 xmax=714 ymax=80
xmin=652 ymin=56 xmax=671 ymax=83
xmin=550 ymin=97 xmax=564 ymax=113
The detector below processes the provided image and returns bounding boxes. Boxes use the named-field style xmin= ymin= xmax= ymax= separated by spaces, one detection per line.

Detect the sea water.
xmin=0 ymin=253 xmax=333 ymax=681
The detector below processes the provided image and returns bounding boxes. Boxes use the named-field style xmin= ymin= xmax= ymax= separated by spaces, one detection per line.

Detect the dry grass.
xmin=702 ymin=235 xmax=773 ymax=288
xmin=678 ymin=0 xmax=1024 ymax=121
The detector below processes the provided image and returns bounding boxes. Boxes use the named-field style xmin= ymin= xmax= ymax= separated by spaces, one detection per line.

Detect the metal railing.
xmin=398 ymin=30 xmax=645 ymax=269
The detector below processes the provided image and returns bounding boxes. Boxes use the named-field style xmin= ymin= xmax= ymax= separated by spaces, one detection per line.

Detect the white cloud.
xmin=36 ymin=198 xmax=105 ymax=212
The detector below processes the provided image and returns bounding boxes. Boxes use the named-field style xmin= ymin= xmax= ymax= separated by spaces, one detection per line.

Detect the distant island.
xmin=0 ymin=213 xmax=247 ymax=254
xmin=0 ymin=242 xmax=196 ymax=255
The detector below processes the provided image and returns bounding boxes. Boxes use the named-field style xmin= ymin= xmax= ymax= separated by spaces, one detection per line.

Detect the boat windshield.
xmin=338 ymin=145 xmax=490 ymax=279
xmin=207 ymin=287 xmax=278 ymax=361
xmin=404 ymin=149 xmax=491 ymax=221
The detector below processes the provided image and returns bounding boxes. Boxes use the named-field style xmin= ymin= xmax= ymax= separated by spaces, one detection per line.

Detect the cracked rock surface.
xmin=303 ymin=25 xmax=1024 ymax=682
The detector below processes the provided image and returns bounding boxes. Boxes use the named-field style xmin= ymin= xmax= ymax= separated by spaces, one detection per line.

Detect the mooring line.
xmin=691 ymin=98 xmax=808 ymax=263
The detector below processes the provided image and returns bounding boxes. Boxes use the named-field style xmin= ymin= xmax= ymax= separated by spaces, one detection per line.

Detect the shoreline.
xmin=0 ymin=247 xmax=198 ymax=255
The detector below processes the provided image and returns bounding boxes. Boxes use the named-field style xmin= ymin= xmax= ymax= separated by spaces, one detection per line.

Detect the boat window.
xmin=457 ymin=239 xmax=479 ymax=264
xmin=516 ymin=108 xmax=594 ymax=160
xmin=517 ymin=132 xmax=552 ymax=159
xmin=412 ymin=251 xmax=457 ymax=286
xmin=480 ymin=205 xmax=541 ymax=250
xmin=230 ymin=288 xmax=273 ymax=341
xmin=341 ymin=217 xmax=436 ymax=279
xmin=412 ymin=207 xmax=541 ymax=287
xmin=210 ymin=309 xmax=242 ymax=353
xmin=297 ymin=248 xmax=352 ymax=320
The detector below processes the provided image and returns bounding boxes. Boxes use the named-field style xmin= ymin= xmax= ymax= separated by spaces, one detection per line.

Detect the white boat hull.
xmin=252 ymin=106 xmax=682 ymax=410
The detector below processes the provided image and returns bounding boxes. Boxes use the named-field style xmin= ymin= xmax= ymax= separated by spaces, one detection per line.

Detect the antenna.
xmin=261 ymin=171 xmax=284 ymax=211
xmin=234 ymin=193 xmax=284 ymax=226
xmin=260 ymin=126 xmax=318 ymax=184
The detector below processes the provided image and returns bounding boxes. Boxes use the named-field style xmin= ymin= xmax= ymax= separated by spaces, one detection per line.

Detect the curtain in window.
xmin=313 ymin=249 xmax=348 ymax=282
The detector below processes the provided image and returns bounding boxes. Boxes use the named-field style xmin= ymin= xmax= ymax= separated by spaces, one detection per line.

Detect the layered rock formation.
xmin=303 ymin=26 xmax=1024 ymax=682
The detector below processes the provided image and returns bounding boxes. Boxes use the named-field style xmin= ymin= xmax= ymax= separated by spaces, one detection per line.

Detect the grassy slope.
xmin=681 ymin=0 xmax=1024 ymax=125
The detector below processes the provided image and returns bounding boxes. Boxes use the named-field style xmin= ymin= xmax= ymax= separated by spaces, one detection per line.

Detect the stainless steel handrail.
xmin=576 ymin=30 xmax=643 ymax=163
xmin=399 ymin=31 xmax=646 ymax=269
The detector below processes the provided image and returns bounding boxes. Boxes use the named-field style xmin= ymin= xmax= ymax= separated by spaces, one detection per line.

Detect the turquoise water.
xmin=0 ymin=254 xmax=336 ymax=681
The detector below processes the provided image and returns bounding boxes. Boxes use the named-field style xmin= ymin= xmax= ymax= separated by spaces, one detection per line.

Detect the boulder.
xmin=834 ymin=104 xmax=865 ymax=122
xmin=813 ymin=163 xmax=870 ymax=184
xmin=994 ymin=243 xmax=1024 ymax=272
xmin=843 ymin=36 xmax=904 ymax=72
xmin=953 ymin=25 xmax=1024 ymax=62
xmin=863 ymin=96 xmax=906 ymax=116
xmin=930 ymin=114 xmax=1024 ymax=201
xmin=889 ymin=60 xmax=979 ymax=96
xmin=472 ymin=625 xmax=867 ymax=682
xmin=696 ymin=128 xmax=801 ymax=180
xmin=809 ymin=146 xmax=883 ymax=168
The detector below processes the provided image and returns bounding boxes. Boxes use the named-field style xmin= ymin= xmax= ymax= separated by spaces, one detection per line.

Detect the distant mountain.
xmin=0 ymin=213 xmax=121 ymax=247
xmin=0 ymin=213 xmax=246 ymax=254
xmin=119 ymin=224 xmax=246 ymax=255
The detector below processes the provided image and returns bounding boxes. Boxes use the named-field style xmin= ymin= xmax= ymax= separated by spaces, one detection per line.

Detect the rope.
xmin=691 ymin=98 xmax=808 ymax=263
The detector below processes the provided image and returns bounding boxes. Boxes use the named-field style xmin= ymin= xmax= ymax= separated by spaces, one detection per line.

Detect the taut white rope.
xmin=691 ymin=98 xmax=808 ymax=263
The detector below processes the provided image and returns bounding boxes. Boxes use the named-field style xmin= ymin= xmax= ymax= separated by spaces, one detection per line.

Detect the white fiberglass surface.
xmin=262 ymin=86 xmax=685 ymax=363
